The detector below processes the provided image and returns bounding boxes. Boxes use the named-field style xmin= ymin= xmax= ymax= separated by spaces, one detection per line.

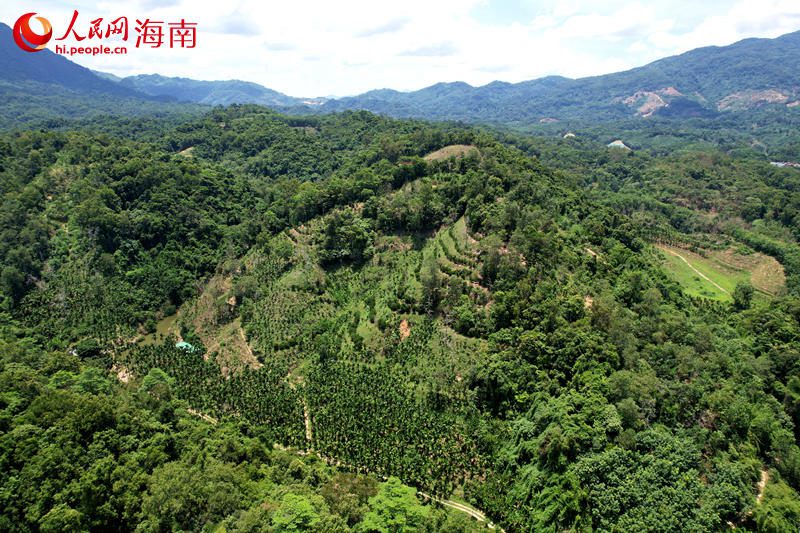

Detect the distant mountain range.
xmin=118 ymin=74 xmax=324 ymax=108
xmin=318 ymin=31 xmax=800 ymax=124
xmin=1 ymin=20 xmax=799 ymax=130
xmin=111 ymin=30 xmax=800 ymax=125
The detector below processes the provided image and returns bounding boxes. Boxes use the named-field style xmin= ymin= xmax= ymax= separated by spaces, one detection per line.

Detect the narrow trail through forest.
xmin=757 ymin=468 xmax=769 ymax=504
xmin=186 ymin=408 xmax=218 ymax=425
xmin=303 ymin=400 xmax=312 ymax=443
xmin=419 ymin=492 xmax=504 ymax=531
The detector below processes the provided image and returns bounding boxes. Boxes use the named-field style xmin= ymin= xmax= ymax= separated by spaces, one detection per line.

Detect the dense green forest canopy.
xmin=2 ymin=105 xmax=800 ymax=531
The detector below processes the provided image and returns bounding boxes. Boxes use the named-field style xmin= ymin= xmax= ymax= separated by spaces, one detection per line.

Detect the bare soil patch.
xmin=399 ymin=319 xmax=410 ymax=340
xmin=424 ymin=145 xmax=478 ymax=162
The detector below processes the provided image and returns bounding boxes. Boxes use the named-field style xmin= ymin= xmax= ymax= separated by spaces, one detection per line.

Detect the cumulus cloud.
xmin=476 ymin=64 xmax=513 ymax=73
xmin=138 ymin=0 xmax=180 ymax=8
xmin=399 ymin=42 xmax=458 ymax=57
xmin=263 ymin=41 xmax=295 ymax=51
xmin=356 ymin=17 xmax=409 ymax=38
xmin=210 ymin=13 xmax=260 ymax=36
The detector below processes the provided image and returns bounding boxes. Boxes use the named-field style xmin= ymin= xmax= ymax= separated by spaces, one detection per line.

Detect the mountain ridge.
xmin=2 ymin=21 xmax=800 ymax=129
xmin=0 ymin=22 xmax=205 ymax=127
xmin=318 ymin=30 xmax=800 ymax=123
xmin=0 ymin=22 xmax=147 ymax=99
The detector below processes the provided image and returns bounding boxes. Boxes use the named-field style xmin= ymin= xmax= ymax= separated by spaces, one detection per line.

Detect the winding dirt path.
xmin=186 ymin=408 xmax=218 ymax=425
xmin=658 ymin=246 xmax=730 ymax=295
xmin=303 ymin=400 xmax=313 ymax=443
xmin=419 ymin=492 xmax=504 ymax=531
xmin=183 ymin=372 xmax=500 ymax=529
xmin=756 ymin=469 xmax=769 ymax=504
xmin=236 ymin=325 xmax=262 ymax=369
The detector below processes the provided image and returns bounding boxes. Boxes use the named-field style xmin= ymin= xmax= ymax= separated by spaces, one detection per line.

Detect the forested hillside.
xmin=1 ymin=106 xmax=800 ymax=531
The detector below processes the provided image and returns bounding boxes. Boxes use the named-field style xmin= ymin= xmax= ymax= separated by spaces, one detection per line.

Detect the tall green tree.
xmin=359 ymin=477 xmax=429 ymax=532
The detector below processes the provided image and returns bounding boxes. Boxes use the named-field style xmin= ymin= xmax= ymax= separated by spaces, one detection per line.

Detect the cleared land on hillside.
xmin=657 ymin=244 xmax=785 ymax=301
xmin=424 ymin=144 xmax=478 ymax=161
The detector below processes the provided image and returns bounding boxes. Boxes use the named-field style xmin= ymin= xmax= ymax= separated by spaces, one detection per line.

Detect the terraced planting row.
xmin=120 ymin=217 xmax=492 ymax=503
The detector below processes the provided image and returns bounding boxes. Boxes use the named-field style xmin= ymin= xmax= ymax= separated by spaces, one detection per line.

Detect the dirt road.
xmin=419 ymin=491 xmax=504 ymax=531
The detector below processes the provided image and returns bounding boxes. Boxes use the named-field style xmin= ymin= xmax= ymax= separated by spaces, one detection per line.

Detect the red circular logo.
xmin=13 ymin=13 xmax=53 ymax=53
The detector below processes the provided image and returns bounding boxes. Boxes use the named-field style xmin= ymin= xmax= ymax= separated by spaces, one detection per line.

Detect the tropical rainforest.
xmin=1 ymin=99 xmax=800 ymax=533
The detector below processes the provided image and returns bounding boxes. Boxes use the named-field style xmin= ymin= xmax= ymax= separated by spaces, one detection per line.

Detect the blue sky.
xmin=472 ymin=0 xmax=736 ymax=32
xmin=3 ymin=0 xmax=800 ymax=96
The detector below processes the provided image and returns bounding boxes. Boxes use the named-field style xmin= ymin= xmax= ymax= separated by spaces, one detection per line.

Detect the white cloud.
xmin=355 ymin=17 xmax=409 ymax=38
xmin=399 ymin=42 xmax=458 ymax=57
xmin=0 ymin=0 xmax=798 ymax=97
xmin=656 ymin=0 xmax=800 ymax=53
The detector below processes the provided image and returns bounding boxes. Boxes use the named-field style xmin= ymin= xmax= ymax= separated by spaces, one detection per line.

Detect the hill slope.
xmin=0 ymin=23 xmax=199 ymax=127
xmin=3 ymin=108 xmax=800 ymax=531
xmin=0 ymin=23 xmax=143 ymax=98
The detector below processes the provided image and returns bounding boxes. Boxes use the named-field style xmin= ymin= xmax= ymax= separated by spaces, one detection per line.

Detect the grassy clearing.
xmin=423 ymin=144 xmax=478 ymax=162
xmin=657 ymin=244 xmax=785 ymax=301
xmin=139 ymin=313 xmax=179 ymax=346
xmin=660 ymin=247 xmax=737 ymax=301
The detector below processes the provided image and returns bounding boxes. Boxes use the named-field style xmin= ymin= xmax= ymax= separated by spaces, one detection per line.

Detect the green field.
xmin=658 ymin=245 xmax=783 ymax=302
xmin=138 ymin=313 xmax=178 ymax=346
